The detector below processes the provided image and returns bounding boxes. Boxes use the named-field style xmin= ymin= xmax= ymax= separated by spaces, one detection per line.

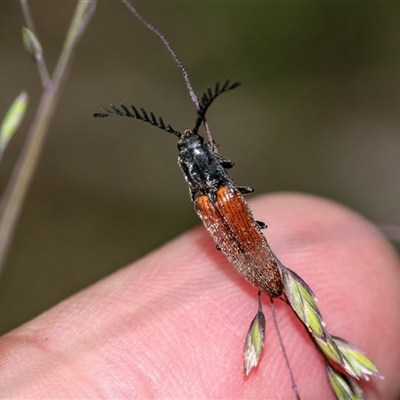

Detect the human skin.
xmin=0 ymin=193 xmax=399 ymax=399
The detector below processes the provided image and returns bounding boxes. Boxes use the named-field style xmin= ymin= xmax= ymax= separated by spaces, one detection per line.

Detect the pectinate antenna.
xmin=193 ymin=80 xmax=241 ymax=134
xmin=94 ymin=104 xmax=181 ymax=137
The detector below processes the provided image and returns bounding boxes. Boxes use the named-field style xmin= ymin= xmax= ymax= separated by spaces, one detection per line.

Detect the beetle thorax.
xmin=177 ymin=130 xmax=231 ymax=199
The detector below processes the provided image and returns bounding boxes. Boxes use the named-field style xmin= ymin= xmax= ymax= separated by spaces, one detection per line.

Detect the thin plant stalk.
xmin=20 ymin=0 xmax=50 ymax=87
xmin=121 ymin=0 xmax=218 ymax=153
xmin=271 ymin=298 xmax=301 ymax=400
xmin=0 ymin=0 xmax=96 ymax=277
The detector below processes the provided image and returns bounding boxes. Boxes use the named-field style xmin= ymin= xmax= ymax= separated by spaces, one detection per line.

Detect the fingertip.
xmin=248 ymin=192 xmax=400 ymax=399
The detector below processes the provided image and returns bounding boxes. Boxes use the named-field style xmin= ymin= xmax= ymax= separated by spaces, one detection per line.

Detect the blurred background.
xmin=0 ymin=1 xmax=399 ymax=334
